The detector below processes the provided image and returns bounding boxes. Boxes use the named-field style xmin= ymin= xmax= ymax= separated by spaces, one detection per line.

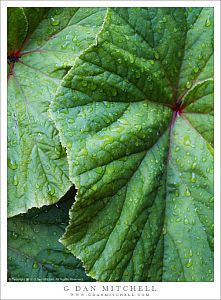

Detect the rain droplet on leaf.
xmin=32 ymin=262 xmax=39 ymax=269
xmin=186 ymin=81 xmax=192 ymax=89
xmin=205 ymin=19 xmax=211 ymax=27
xmin=8 ymin=159 xmax=18 ymax=170
xmin=13 ymin=175 xmax=18 ymax=186
xmin=185 ymin=258 xmax=193 ymax=268
xmin=185 ymin=189 xmax=191 ymax=197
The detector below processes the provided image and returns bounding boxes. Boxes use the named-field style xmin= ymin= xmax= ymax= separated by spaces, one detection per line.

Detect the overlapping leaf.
xmin=7 ymin=7 xmax=107 ymax=216
xmin=8 ymin=187 xmax=94 ymax=282
xmin=51 ymin=8 xmax=214 ymax=281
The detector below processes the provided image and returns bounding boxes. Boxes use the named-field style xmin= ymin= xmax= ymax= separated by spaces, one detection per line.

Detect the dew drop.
xmin=47 ymin=185 xmax=55 ymax=196
xmin=8 ymin=159 xmax=18 ymax=170
xmin=184 ymin=217 xmax=189 ymax=225
xmin=11 ymin=232 xmax=18 ymax=240
xmin=209 ymin=196 xmax=214 ymax=203
xmin=72 ymin=35 xmax=78 ymax=43
xmin=13 ymin=175 xmax=18 ymax=186
xmin=193 ymin=66 xmax=199 ymax=73
xmin=32 ymin=262 xmax=39 ymax=269
xmin=185 ymin=258 xmax=193 ymax=268
xmin=50 ymin=17 xmax=60 ymax=26
xmin=184 ymin=136 xmax=191 ymax=146
xmin=205 ymin=19 xmax=211 ymax=27
xmin=162 ymin=225 xmax=167 ymax=235
xmin=175 ymin=146 xmax=180 ymax=152
xmin=185 ymin=189 xmax=191 ymax=197
xmin=191 ymin=172 xmax=196 ymax=183
xmin=186 ymin=81 xmax=192 ymax=89
xmin=191 ymin=162 xmax=197 ymax=170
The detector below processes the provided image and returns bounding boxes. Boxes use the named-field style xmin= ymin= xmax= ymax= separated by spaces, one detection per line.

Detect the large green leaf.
xmin=7 ymin=7 xmax=107 ymax=217
xmin=51 ymin=8 xmax=214 ymax=281
xmin=7 ymin=8 xmax=28 ymax=54
xmin=8 ymin=187 xmax=94 ymax=282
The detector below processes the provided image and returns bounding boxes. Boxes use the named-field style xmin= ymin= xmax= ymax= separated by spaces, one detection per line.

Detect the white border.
xmin=1 ymin=1 xmax=220 ymax=300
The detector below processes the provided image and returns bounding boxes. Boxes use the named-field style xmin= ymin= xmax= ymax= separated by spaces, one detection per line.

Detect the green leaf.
xmin=51 ymin=8 xmax=214 ymax=281
xmin=7 ymin=8 xmax=28 ymax=53
xmin=8 ymin=187 xmax=94 ymax=282
xmin=7 ymin=7 xmax=107 ymax=217
xmin=23 ymin=8 xmax=50 ymax=38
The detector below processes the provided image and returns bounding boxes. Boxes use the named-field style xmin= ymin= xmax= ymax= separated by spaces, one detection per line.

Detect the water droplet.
xmin=193 ymin=66 xmax=199 ymax=73
xmin=47 ymin=185 xmax=55 ymax=196
xmin=50 ymin=17 xmax=60 ymax=26
xmin=32 ymin=262 xmax=39 ymax=269
xmin=186 ymin=81 xmax=192 ymax=89
xmin=13 ymin=175 xmax=18 ymax=186
xmin=11 ymin=232 xmax=18 ymax=240
xmin=209 ymin=196 xmax=214 ymax=203
xmin=72 ymin=35 xmax=78 ymax=43
xmin=205 ymin=19 xmax=211 ymax=27
xmin=184 ymin=136 xmax=191 ymax=146
xmin=191 ymin=172 xmax=196 ymax=183
xmin=185 ymin=258 xmax=193 ymax=268
xmin=175 ymin=217 xmax=181 ymax=223
xmin=175 ymin=146 xmax=180 ymax=152
xmin=162 ymin=225 xmax=167 ymax=235
xmin=184 ymin=217 xmax=189 ymax=225
xmin=185 ymin=189 xmax=191 ymax=197
xmin=8 ymin=159 xmax=18 ymax=170
xmin=191 ymin=162 xmax=197 ymax=170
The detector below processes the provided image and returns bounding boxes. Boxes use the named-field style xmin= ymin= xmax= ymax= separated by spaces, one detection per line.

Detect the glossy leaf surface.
xmin=51 ymin=8 xmax=214 ymax=282
xmin=8 ymin=187 xmax=94 ymax=282
xmin=8 ymin=7 xmax=107 ymax=216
